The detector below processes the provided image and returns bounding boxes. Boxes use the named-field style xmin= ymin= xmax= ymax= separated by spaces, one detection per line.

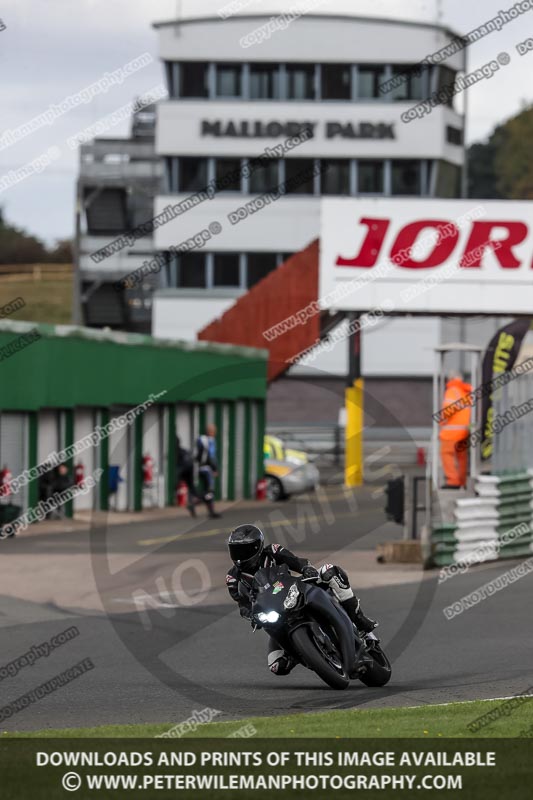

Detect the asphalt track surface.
xmin=1 ymin=485 xmax=532 ymax=732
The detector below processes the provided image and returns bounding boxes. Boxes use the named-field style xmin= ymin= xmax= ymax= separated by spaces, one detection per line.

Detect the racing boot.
xmin=341 ymin=596 xmax=378 ymax=634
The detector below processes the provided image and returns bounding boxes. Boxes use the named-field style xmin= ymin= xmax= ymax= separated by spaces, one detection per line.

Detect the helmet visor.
xmin=229 ymin=540 xmax=262 ymax=565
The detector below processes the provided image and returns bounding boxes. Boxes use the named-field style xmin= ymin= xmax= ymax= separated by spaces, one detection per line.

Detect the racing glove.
xmin=301 ymin=565 xmax=320 ymax=580
xmin=239 ymin=605 xmax=253 ymax=621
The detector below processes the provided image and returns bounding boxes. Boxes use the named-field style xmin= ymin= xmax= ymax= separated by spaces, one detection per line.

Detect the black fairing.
xmin=251 ymin=565 xmax=358 ymax=675
xmin=303 ymin=583 xmax=357 ymax=675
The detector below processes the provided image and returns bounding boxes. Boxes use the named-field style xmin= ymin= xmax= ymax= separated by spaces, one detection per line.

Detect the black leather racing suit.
xmin=226 ymin=543 xmax=366 ymax=675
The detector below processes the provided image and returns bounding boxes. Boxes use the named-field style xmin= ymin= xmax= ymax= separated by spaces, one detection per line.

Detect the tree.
xmin=0 ymin=208 xmax=71 ymax=264
xmin=494 ymin=107 xmax=533 ymax=199
xmin=468 ymin=106 xmax=533 ymax=199
xmin=47 ymin=239 xmax=72 ymax=263
xmin=467 ymin=134 xmax=504 ymax=199
xmin=0 ymin=223 xmax=48 ymax=264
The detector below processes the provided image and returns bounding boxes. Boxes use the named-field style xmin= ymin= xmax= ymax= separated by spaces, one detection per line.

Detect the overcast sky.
xmin=1 ymin=0 xmax=531 ymax=244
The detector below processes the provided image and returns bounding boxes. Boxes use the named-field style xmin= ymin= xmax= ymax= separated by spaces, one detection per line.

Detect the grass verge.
xmin=4 ymin=697 xmax=532 ymax=738
xmin=0 ymin=277 xmax=72 ymax=324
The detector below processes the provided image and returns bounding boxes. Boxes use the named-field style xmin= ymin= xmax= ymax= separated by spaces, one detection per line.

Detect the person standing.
xmin=176 ymin=436 xmax=200 ymax=518
xmin=439 ymin=373 xmax=473 ymax=488
xmin=196 ymin=423 xmax=222 ymax=519
xmin=50 ymin=463 xmax=74 ymax=518
xmin=38 ymin=462 xmax=55 ymax=517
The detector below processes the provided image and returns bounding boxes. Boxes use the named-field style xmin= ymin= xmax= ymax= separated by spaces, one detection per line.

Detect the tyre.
xmin=291 ymin=626 xmax=349 ymax=690
xmin=358 ymin=642 xmax=392 ymax=687
xmin=266 ymin=475 xmax=286 ymax=502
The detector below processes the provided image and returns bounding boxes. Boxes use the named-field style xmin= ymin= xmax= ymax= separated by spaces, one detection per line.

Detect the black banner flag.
xmin=480 ymin=319 xmax=531 ymax=461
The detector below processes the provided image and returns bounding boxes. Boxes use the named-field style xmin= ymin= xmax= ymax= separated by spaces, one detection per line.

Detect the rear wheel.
xmin=266 ymin=476 xmax=286 ymax=502
xmin=358 ymin=641 xmax=392 ymax=687
xmin=291 ymin=626 xmax=349 ymax=690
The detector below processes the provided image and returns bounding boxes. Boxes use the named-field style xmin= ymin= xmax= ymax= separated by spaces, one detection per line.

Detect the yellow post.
xmin=345 ymin=377 xmax=364 ymax=487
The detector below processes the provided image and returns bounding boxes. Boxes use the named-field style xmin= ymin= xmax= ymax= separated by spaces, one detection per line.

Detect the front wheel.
xmin=358 ymin=641 xmax=392 ymax=687
xmin=291 ymin=626 xmax=349 ymax=690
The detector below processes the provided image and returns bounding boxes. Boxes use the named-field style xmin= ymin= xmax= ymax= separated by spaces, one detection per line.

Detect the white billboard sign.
xmin=319 ymin=199 xmax=533 ymax=315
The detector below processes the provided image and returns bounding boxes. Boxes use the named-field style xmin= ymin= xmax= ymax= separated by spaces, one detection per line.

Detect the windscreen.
xmin=253 ymin=564 xmax=289 ymax=592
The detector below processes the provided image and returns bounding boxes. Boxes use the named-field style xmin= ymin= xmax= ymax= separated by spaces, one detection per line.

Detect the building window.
xmin=179 ymin=158 xmax=208 ymax=193
xmin=214 ymin=253 xmax=241 ymax=287
xmin=85 ymin=188 xmax=127 ymax=234
xmin=437 ymin=66 xmax=457 ymax=107
xmin=421 ymin=160 xmax=431 ymax=195
xmin=249 ymin=158 xmax=280 ymax=193
xmin=284 ymin=159 xmax=316 ymax=194
xmin=247 ymin=253 xmax=278 ymax=288
xmin=321 ymin=64 xmax=352 ymax=100
xmin=250 ymin=64 xmax=281 ymax=99
xmin=165 ymin=62 xmax=176 ymax=97
xmin=215 ymin=158 xmax=242 ymax=192
xmin=358 ymin=65 xmax=387 ymax=98
xmin=321 ymin=159 xmax=351 ymax=195
xmin=286 ymin=64 xmax=315 ymax=99
xmin=358 ymin=160 xmax=384 ymax=193
xmin=164 ymin=157 xmax=177 ymax=192
xmin=390 ymin=64 xmax=424 ymax=101
xmin=391 ymin=160 xmax=421 ymax=195
xmin=216 ymin=63 xmax=242 ymax=97
xmin=179 ymin=62 xmax=209 ymax=98
xmin=178 ymin=253 xmax=207 ymax=288
xmin=446 ymin=126 xmax=463 ymax=146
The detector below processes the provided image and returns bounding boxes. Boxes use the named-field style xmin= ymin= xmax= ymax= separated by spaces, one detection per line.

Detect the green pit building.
xmin=0 ymin=320 xmax=267 ymax=516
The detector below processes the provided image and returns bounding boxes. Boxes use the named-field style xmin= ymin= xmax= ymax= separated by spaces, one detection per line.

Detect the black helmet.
xmin=227 ymin=524 xmax=264 ymax=570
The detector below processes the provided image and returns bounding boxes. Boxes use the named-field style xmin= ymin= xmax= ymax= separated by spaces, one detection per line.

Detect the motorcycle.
xmin=249 ymin=563 xmax=391 ymax=690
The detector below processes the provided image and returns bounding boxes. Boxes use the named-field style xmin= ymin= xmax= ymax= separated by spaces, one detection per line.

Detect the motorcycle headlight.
xmin=283 ymin=583 xmax=300 ymax=610
xmin=257 ymin=611 xmax=280 ymax=624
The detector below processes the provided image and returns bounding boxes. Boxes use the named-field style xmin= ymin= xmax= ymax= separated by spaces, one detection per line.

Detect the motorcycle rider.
xmin=226 ymin=524 xmax=378 ymax=676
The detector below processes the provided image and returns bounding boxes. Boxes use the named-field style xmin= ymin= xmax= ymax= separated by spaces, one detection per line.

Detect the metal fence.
xmin=492 ymin=373 xmax=533 ymax=474
xmin=267 ymin=425 xmax=343 ymax=465
xmin=0 ymin=264 xmax=71 ymax=281
xmin=266 ymin=424 xmax=431 ymax=469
